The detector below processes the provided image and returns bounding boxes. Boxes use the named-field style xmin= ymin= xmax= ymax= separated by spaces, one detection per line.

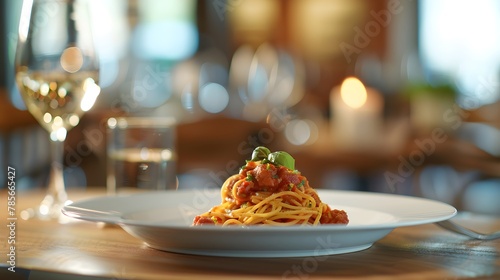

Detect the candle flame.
xmin=340 ymin=77 xmax=367 ymax=109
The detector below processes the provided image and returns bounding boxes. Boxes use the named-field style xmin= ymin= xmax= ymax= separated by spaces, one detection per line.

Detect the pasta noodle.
xmin=193 ymin=148 xmax=349 ymax=226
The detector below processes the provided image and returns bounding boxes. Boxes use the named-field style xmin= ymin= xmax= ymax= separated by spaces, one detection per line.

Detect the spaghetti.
xmin=193 ymin=147 xmax=349 ymax=226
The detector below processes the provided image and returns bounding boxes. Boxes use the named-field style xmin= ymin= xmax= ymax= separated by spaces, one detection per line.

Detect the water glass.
xmin=106 ymin=117 xmax=177 ymax=194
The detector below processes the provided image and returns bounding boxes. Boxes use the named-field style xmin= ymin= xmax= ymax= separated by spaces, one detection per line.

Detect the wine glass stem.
xmin=44 ymin=139 xmax=67 ymax=210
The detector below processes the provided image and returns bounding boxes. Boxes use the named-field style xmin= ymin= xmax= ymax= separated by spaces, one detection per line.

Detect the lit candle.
xmin=330 ymin=77 xmax=383 ymax=149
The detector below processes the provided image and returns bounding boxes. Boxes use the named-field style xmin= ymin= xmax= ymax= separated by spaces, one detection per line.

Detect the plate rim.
xmin=62 ymin=189 xmax=457 ymax=231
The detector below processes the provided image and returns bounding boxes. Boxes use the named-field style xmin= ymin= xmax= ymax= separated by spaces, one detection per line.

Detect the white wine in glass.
xmin=15 ymin=0 xmax=100 ymax=220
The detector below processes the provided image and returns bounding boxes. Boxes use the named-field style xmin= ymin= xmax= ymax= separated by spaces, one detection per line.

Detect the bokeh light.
xmin=199 ymin=83 xmax=229 ymax=114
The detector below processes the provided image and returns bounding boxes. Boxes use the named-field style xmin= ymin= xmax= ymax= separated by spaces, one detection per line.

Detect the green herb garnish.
xmin=249 ymin=146 xmax=296 ymax=170
xmin=246 ymin=173 xmax=254 ymax=181
xmin=251 ymin=146 xmax=271 ymax=161
xmin=267 ymin=151 xmax=295 ymax=170
xmin=297 ymin=180 xmax=306 ymax=188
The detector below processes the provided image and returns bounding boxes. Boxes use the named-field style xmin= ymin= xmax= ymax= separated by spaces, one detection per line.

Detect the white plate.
xmin=62 ymin=190 xmax=456 ymax=258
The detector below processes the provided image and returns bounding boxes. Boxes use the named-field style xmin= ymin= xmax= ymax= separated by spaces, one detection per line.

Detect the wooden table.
xmin=1 ymin=189 xmax=499 ymax=280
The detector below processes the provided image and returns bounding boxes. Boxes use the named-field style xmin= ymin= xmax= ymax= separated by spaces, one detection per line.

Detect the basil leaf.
xmin=267 ymin=151 xmax=295 ymax=170
xmin=251 ymin=146 xmax=271 ymax=161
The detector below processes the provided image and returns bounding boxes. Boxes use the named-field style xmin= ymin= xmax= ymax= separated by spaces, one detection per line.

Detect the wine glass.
xmin=15 ymin=0 xmax=100 ymax=220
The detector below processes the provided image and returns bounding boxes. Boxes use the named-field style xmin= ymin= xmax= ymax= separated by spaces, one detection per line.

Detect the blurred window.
xmin=132 ymin=0 xmax=198 ymax=61
xmin=419 ymin=0 xmax=500 ymax=108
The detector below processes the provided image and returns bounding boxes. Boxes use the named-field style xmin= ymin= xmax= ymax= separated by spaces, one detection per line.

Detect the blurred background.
xmin=1 ymin=0 xmax=500 ymax=214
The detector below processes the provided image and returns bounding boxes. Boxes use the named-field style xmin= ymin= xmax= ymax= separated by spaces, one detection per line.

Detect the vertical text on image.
xmin=6 ymin=166 xmax=17 ymax=273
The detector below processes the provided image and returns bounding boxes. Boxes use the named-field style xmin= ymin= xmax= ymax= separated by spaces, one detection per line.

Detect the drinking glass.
xmin=15 ymin=0 xmax=100 ymax=220
xmin=106 ymin=117 xmax=178 ymax=194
